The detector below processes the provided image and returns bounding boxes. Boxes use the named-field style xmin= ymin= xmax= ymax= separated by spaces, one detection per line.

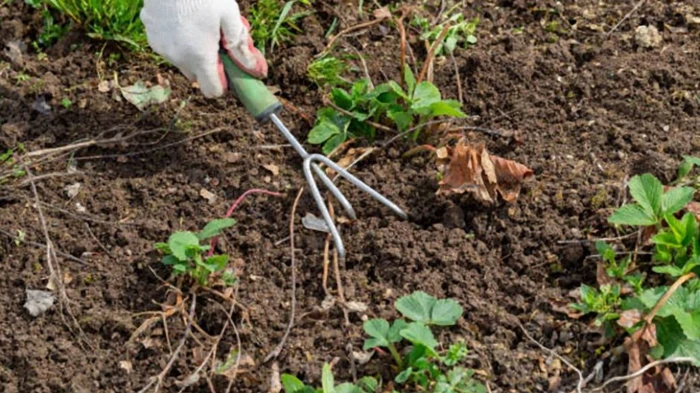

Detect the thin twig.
xmin=25 ymin=127 xmax=165 ymax=158
xmin=645 ymin=272 xmax=695 ymax=325
xmin=0 ymin=228 xmax=87 ymax=265
xmin=138 ymin=294 xmax=197 ymax=393
xmin=381 ymin=119 xmax=453 ymax=148
xmin=396 ymin=13 xmax=408 ymax=88
xmin=75 ymin=127 xmax=226 ymax=161
xmin=416 ymin=24 xmax=450 ymax=85
xmin=264 ymin=187 xmax=304 ymax=363
xmin=557 ymin=231 xmax=640 ymax=244
xmin=605 ymin=0 xmax=646 ymax=38
xmin=450 ymin=51 xmax=463 ymax=104
xmin=518 ymin=322 xmax=583 ymax=393
xmin=320 ymin=14 xmax=391 ymax=56
xmin=23 ymin=164 xmax=92 ymax=349
xmin=591 ymin=357 xmax=696 ymax=392
xmin=84 ymin=223 xmax=115 ymax=259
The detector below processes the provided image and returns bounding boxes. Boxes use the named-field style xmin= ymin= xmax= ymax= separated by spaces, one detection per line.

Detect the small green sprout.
xmin=154 ymin=218 xmax=237 ymax=287
xmin=411 ymin=13 xmax=478 ymax=56
xmin=307 ymin=56 xmax=349 ymax=88
xmin=60 ymin=97 xmax=72 ymax=108
xmin=249 ymin=0 xmax=312 ymax=54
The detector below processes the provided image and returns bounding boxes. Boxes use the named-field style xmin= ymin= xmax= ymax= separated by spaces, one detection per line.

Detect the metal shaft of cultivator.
xmin=221 ymin=52 xmax=407 ymax=259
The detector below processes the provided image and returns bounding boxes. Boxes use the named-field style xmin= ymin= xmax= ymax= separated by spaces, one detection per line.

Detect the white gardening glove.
xmin=140 ymin=0 xmax=268 ymax=98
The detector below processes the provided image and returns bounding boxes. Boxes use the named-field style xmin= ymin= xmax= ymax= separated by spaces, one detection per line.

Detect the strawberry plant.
xmin=281 ymin=292 xmax=484 ymax=393
xmin=569 ymin=158 xmax=700 ymax=367
xmin=154 ymin=218 xmax=237 ymax=287
xmin=308 ymin=65 xmax=465 ymax=154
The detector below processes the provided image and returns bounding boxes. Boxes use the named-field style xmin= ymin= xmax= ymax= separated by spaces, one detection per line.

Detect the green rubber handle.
xmin=219 ymin=52 xmax=281 ymax=122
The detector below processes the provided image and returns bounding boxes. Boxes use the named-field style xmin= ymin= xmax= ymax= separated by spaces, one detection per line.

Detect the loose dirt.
xmin=1 ymin=0 xmax=699 ymax=392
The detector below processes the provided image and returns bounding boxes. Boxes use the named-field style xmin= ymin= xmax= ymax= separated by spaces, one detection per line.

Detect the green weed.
xmin=26 ymin=0 xmax=146 ymax=50
xmin=154 ymin=218 xmax=238 ymax=287
xmin=307 ymin=56 xmax=349 ymax=88
xmin=308 ymin=65 xmax=465 ymax=153
xmin=282 ymin=292 xmax=485 ymax=393
xmin=570 ymin=157 xmax=700 ymax=365
xmin=411 ymin=12 xmax=478 ymax=56
xmin=60 ymin=97 xmax=72 ymax=108
xmin=249 ymin=0 xmax=313 ymax=54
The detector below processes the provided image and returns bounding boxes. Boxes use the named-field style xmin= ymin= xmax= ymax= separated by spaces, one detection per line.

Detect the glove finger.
xmin=191 ymin=50 xmax=227 ymax=98
xmin=220 ymin=7 xmax=268 ymax=78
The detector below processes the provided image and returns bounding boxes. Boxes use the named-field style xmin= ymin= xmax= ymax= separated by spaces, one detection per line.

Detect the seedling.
xmin=307 ymin=56 xmax=350 ymax=88
xmin=281 ymin=292 xmax=484 ymax=393
xmin=60 ymin=97 xmax=72 ymax=108
xmin=411 ymin=12 xmax=478 ymax=56
xmin=569 ymin=158 xmax=700 ymax=366
xmin=249 ymin=0 xmax=313 ymax=54
xmin=154 ymin=218 xmax=237 ymax=287
xmin=308 ymin=65 xmax=465 ymax=153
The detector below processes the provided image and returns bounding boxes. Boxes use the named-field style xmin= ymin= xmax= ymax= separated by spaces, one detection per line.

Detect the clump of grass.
xmin=248 ymin=0 xmax=313 ymax=54
xmin=25 ymin=0 xmax=146 ymax=50
xmin=306 ymin=56 xmax=349 ymax=88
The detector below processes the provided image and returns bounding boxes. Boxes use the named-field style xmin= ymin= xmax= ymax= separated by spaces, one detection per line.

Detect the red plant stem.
xmin=207 ymin=189 xmax=285 ymax=256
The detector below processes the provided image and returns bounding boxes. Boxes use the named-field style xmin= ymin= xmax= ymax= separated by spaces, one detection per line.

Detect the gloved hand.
xmin=140 ymin=0 xmax=268 ymax=98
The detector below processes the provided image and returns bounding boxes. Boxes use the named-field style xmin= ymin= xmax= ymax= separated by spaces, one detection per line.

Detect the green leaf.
xmin=154 ymin=242 xmax=171 ymax=254
xmin=677 ymin=161 xmax=693 ymax=181
xmin=628 ymin=174 xmax=663 ymax=218
xmin=444 ymin=340 xmax=468 ymax=366
xmin=431 ymin=299 xmax=463 ymax=326
xmin=167 ymin=232 xmax=200 ymax=261
xmin=321 ymin=363 xmax=335 ymax=393
xmin=608 ymin=204 xmax=658 ymax=226
xmin=396 ymin=291 xmax=436 ymax=323
xmin=403 ymin=64 xmax=416 ymax=95
xmin=655 ymin=317 xmax=700 ymax=365
xmin=335 ymin=384 xmax=362 ymax=393
xmin=281 ymin=374 xmax=306 ymax=393
xmin=653 ymin=265 xmax=685 ymax=277
xmin=395 ymin=368 xmax=412 ymax=384
xmin=198 ymin=218 xmax=236 ymax=240
xmin=309 ymin=121 xmax=340 ymax=144
xmin=683 ymin=155 xmax=700 ymax=166
xmin=204 ymin=254 xmax=229 ymax=272
xmin=426 ymin=100 xmax=466 ymax=118
xmin=411 ymin=82 xmax=442 ymax=110
xmin=595 ymin=241 xmax=616 ymax=264
xmin=322 ymin=132 xmax=347 ymax=155
xmin=387 ymin=109 xmax=413 ymax=132
xmin=363 ymin=319 xmax=390 ymax=349
xmin=662 ymin=187 xmax=695 ymax=215
xmin=356 ymin=376 xmax=378 ymax=393
xmin=388 ymin=319 xmax=409 ymax=342
xmin=400 ymin=322 xmax=438 ymax=354
xmin=162 ymin=255 xmax=181 ymax=266
xmin=387 ymin=81 xmax=408 ymax=99
xmin=331 ymin=88 xmax=353 ymax=110
xmin=173 ymin=263 xmax=188 ymax=273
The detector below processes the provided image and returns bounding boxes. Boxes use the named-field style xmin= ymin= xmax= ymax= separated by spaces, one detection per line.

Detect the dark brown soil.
xmin=1 ymin=0 xmax=699 ymax=392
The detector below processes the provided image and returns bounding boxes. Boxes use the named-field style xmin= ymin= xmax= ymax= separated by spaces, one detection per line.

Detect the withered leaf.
xmin=437 ymin=140 xmax=533 ymax=203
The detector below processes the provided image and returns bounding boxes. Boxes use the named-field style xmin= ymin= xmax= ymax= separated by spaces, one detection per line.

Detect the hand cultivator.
xmin=220 ymin=53 xmax=407 ymax=259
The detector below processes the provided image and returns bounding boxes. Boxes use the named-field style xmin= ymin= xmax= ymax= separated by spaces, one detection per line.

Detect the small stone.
xmin=635 ymin=25 xmax=662 ymax=48
xmin=24 ymin=289 xmax=55 ymax=317
xmin=64 ymin=183 xmax=81 ymax=199
xmin=200 ymin=188 xmax=217 ymax=204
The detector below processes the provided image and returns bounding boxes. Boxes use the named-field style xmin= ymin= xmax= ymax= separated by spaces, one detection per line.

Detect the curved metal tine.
xmin=310 ymin=163 xmax=357 ymax=219
xmin=307 ymin=154 xmax=408 ymax=219
xmin=302 ymin=157 xmax=347 ymax=259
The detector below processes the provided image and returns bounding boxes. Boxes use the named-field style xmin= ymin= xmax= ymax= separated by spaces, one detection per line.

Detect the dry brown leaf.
xmin=373 ymin=7 xmax=391 ymax=19
xmin=263 ymin=163 xmax=280 ymax=176
xmin=617 ymin=309 xmax=642 ymax=329
xmin=326 ymin=147 xmax=373 ymax=176
xmin=437 ymin=140 xmax=533 ymax=203
xmin=624 ymin=324 xmax=676 ymax=393
xmin=687 ymin=201 xmax=700 ymax=221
